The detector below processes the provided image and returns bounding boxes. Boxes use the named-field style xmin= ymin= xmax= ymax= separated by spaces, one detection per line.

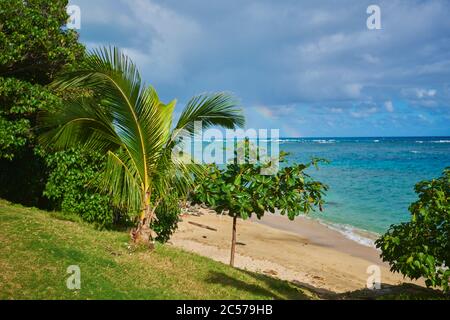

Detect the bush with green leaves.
xmin=151 ymin=193 xmax=181 ymax=243
xmin=191 ymin=142 xmax=328 ymax=266
xmin=45 ymin=148 xmax=183 ymax=236
xmin=0 ymin=0 xmax=84 ymax=159
xmin=44 ymin=149 xmax=119 ymax=228
xmin=0 ymin=0 xmax=84 ymax=207
xmin=376 ymin=168 xmax=450 ymax=292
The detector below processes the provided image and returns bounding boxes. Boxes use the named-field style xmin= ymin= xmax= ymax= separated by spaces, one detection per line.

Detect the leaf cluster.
xmin=192 ymin=141 xmax=328 ymax=220
xmin=376 ymin=168 xmax=450 ymax=292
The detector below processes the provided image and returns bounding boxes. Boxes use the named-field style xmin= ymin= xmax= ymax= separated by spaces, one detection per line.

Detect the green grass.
xmin=0 ymin=200 xmax=317 ymax=300
xmin=1 ymin=200 xmax=448 ymax=300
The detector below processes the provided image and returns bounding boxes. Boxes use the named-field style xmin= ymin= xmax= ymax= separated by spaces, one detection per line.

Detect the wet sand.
xmin=252 ymin=214 xmax=383 ymax=265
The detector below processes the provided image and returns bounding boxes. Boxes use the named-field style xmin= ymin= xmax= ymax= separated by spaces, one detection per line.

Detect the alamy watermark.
xmin=171 ymin=121 xmax=280 ymax=175
xmin=366 ymin=265 xmax=381 ymax=290
xmin=67 ymin=5 xmax=81 ymax=30
xmin=66 ymin=265 xmax=81 ymax=290
xmin=367 ymin=5 xmax=381 ymax=30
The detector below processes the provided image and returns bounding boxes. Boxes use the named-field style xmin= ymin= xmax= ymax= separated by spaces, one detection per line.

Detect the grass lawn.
xmin=0 ymin=200 xmax=318 ymax=300
xmin=1 ymin=199 xmax=448 ymax=300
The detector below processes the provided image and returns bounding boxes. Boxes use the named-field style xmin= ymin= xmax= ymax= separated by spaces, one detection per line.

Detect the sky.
xmin=70 ymin=0 xmax=450 ymax=137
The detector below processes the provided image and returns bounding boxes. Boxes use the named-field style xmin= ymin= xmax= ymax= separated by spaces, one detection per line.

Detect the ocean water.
xmin=279 ymin=137 xmax=450 ymax=238
xmin=193 ymin=136 xmax=450 ymax=245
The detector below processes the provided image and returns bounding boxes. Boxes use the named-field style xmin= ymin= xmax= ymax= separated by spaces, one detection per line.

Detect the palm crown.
xmin=39 ymin=47 xmax=245 ymax=243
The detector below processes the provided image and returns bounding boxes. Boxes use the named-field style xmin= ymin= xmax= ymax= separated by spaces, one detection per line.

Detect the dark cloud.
xmin=71 ymin=0 xmax=450 ymax=136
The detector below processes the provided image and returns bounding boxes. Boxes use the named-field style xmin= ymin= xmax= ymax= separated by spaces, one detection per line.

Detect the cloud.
xmin=361 ymin=53 xmax=380 ymax=64
xmin=255 ymin=106 xmax=275 ymax=119
xmin=402 ymin=88 xmax=437 ymax=99
xmin=350 ymin=107 xmax=378 ymax=119
xmin=71 ymin=0 xmax=450 ymax=136
xmin=329 ymin=107 xmax=344 ymax=114
xmin=385 ymin=101 xmax=394 ymax=112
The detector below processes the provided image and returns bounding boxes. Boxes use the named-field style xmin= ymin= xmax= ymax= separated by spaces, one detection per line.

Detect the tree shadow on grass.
xmin=207 ymin=269 xmax=449 ymax=300
xmin=290 ymin=281 xmax=450 ymax=300
xmin=205 ymin=270 xmax=315 ymax=300
xmin=337 ymin=283 xmax=449 ymax=300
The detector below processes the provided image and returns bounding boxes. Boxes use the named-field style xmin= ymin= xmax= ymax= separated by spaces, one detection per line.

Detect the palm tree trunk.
xmin=131 ymin=191 xmax=157 ymax=248
xmin=229 ymin=215 xmax=237 ymax=267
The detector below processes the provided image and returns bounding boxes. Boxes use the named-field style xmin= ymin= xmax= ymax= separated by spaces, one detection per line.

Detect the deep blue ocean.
xmin=279 ymin=136 xmax=450 ymax=235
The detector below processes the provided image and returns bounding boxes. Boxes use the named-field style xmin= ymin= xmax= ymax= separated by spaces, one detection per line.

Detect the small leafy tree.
xmin=376 ymin=168 xmax=450 ymax=292
xmin=192 ymin=142 xmax=327 ymax=266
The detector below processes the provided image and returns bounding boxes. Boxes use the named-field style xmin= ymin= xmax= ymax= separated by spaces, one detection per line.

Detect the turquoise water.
xmin=280 ymin=137 xmax=450 ymax=234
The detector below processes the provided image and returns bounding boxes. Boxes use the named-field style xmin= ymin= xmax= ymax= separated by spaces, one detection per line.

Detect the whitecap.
xmin=313 ymin=139 xmax=336 ymax=144
xmin=314 ymin=219 xmax=379 ymax=248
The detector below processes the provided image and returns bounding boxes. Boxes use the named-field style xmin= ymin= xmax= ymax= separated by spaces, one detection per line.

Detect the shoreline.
xmin=251 ymin=214 xmax=382 ymax=264
xmin=170 ymin=206 xmax=424 ymax=293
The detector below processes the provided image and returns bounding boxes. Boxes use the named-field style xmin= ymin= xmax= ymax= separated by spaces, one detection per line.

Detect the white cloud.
xmin=344 ymin=84 xmax=363 ymax=98
xmin=350 ymin=107 xmax=378 ymax=119
xmin=361 ymin=53 xmax=380 ymax=64
xmin=329 ymin=107 xmax=343 ymax=114
xmin=384 ymin=101 xmax=394 ymax=112
xmin=124 ymin=0 xmax=203 ymax=82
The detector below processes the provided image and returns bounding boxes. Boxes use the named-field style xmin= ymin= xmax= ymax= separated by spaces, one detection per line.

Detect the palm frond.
xmin=40 ymin=46 xmax=247 ymax=220
xmin=38 ymin=98 xmax=120 ymax=152
xmin=50 ymin=46 xmax=149 ymax=187
xmin=174 ymin=92 xmax=245 ymax=136
xmin=103 ymin=150 xmax=143 ymax=212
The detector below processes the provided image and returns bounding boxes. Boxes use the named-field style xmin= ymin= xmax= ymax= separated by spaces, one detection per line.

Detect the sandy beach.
xmin=170 ymin=207 xmax=424 ymax=294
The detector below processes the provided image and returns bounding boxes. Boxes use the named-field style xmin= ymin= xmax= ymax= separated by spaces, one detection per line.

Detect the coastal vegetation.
xmin=38 ymin=46 xmax=245 ymax=246
xmin=0 ymin=0 xmax=84 ymax=208
xmin=0 ymin=0 xmax=449 ymax=298
xmin=1 ymin=200 xmax=448 ymax=300
xmin=191 ymin=146 xmax=327 ymax=266
xmin=376 ymin=168 xmax=450 ymax=292
xmin=0 ymin=200 xmax=314 ymax=300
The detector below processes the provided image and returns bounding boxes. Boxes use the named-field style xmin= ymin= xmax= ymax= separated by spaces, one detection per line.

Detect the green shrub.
xmin=44 ymin=148 xmax=182 ymax=236
xmin=151 ymin=193 xmax=181 ymax=243
xmin=376 ymin=168 xmax=450 ymax=292
xmin=44 ymin=148 xmax=121 ymax=228
xmin=0 ymin=0 xmax=84 ymax=207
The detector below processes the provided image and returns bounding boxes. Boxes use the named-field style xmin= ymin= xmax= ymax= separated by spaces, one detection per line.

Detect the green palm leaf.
xmin=39 ymin=46 xmax=245 ymax=243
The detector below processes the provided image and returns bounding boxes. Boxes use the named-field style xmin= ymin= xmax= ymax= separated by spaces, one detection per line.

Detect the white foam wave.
xmin=313 ymin=139 xmax=336 ymax=144
xmin=315 ymin=219 xmax=379 ymax=248
xmin=416 ymin=140 xmax=450 ymax=144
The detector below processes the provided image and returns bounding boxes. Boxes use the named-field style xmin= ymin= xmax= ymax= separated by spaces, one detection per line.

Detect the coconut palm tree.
xmin=39 ymin=47 xmax=245 ymax=245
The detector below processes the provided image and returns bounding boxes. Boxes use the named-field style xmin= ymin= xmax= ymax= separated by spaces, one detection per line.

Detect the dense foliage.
xmin=151 ymin=193 xmax=182 ymax=243
xmin=192 ymin=149 xmax=327 ymax=221
xmin=0 ymin=79 xmax=62 ymax=160
xmin=44 ymin=149 xmax=119 ymax=228
xmin=0 ymin=0 xmax=84 ymax=207
xmin=44 ymin=147 xmax=182 ymax=236
xmin=191 ymin=142 xmax=328 ymax=265
xmin=38 ymin=46 xmax=244 ymax=245
xmin=0 ymin=0 xmax=84 ymax=85
xmin=376 ymin=168 xmax=450 ymax=292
